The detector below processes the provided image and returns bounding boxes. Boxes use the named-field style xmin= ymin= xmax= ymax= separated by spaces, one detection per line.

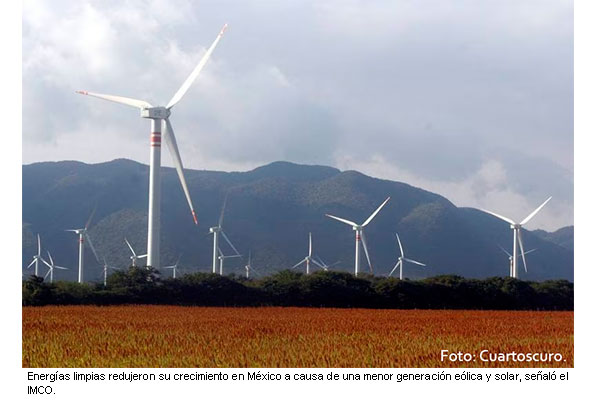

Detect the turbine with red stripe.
xmin=326 ymin=197 xmax=390 ymax=276
xmin=76 ymin=24 xmax=228 ymax=269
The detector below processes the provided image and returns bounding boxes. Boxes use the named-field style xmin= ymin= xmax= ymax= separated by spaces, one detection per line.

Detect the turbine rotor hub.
xmin=141 ymin=107 xmax=170 ymax=119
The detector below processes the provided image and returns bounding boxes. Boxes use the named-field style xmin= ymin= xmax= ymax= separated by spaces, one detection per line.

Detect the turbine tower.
xmin=125 ymin=238 xmax=147 ymax=267
xmin=498 ymin=246 xmax=536 ymax=277
xmin=290 ymin=232 xmax=327 ymax=274
xmin=42 ymin=252 xmax=68 ymax=283
xmin=482 ymin=196 xmax=551 ymax=279
xmin=66 ymin=207 xmax=100 ymax=283
xmin=209 ymin=196 xmax=239 ymax=274
xmin=101 ymin=257 xmax=119 ymax=287
xmin=163 ymin=255 xmax=182 ymax=278
xmin=326 ymin=197 xmax=391 ymax=276
xmin=25 ymin=234 xmax=45 ymax=277
xmin=76 ymin=24 xmax=228 ymax=269
xmin=389 ymin=234 xmax=426 ymax=280
xmin=244 ymin=251 xmax=259 ymax=279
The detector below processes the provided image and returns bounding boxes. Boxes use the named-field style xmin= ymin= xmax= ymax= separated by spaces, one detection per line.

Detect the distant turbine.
xmin=482 ymin=196 xmax=551 ymax=279
xmin=25 ymin=234 xmax=46 ymax=277
xmin=326 ymin=197 xmax=391 ymax=276
xmin=209 ymin=196 xmax=240 ymax=274
xmin=163 ymin=255 xmax=182 ymax=278
xmin=101 ymin=258 xmax=120 ymax=287
xmin=66 ymin=207 xmax=100 ymax=283
xmin=244 ymin=251 xmax=259 ymax=279
xmin=218 ymin=247 xmax=241 ymax=276
xmin=125 ymin=238 xmax=148 ymax=267
xmin=42 ymin=251 xmax=68 ymax=283
xmin=498 ymin=245 xmax=536 ymax=276
xmin=389 ymin=234 xmax=426 ymax=280
xmin=290 ymin=232 xmax=327 ymax=274
xmin=76 ymin=24 xmax=228 ymax=269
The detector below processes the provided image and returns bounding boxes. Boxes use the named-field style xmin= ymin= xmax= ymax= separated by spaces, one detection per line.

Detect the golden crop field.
xmin=22 ymin=306 xmax=573 ymax=368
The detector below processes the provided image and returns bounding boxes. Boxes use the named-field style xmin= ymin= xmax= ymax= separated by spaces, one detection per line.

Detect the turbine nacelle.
xmin=141 ymin=107 xmax=170 ymax=119
xmin=209 ymin=226 xmax=221 ymax=234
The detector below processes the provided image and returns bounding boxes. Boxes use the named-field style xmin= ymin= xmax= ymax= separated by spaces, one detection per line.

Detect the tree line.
xmin=22 ymin=267 xmax=573 ymax=310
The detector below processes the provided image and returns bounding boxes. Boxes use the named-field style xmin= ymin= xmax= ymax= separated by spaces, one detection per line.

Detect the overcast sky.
xmin=22 ymin=0 xmax=573 ymax=230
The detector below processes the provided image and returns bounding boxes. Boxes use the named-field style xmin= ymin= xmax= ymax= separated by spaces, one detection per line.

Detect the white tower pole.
xmin=399 ymin=259 xmax=403 ymax=280
xmin=78 ymin=232 xmax=85 ymax=283
xmin=103 ymin=265 xmax=107 ymax=287
xmin=212 ymin=232 xmax=219 ymax=274
xmin=512 ymin=228 xmax=519 ymax=279
xmin=146 ymin=118 xmax=162 ymax=269
xmin=354 ymin=228 xmax=361 ymax=276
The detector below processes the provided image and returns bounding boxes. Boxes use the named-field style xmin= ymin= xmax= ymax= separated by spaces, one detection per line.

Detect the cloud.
xmin=22 ymin=0 xmax=573 ymax=230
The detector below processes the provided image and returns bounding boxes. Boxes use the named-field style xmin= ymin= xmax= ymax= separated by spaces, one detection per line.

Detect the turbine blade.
xmin=47 ymin=251 xmax=54 ymax=266
xmin=518 ymin=230 xmax=528 ymax=273
xmin=37 ymin=234 xmax=41 ymax=256
xmin=523 ymin=248 xmax=537 ymax=256
xmin=166 ymin=24 xmax=228 ymax=109
xmin=480 ymin=208 xmax=516 ymax=225
xmin=55 ymin=266 xmax=68 ymax=270
xmin=389 ymin=261 xmax=401 ymax=276
xmin=361 ymin=232 xmax=373 ymax=273
xmin=44 ymin=269 xmax=51 ymax=279
xmin=308 ymin=232 xmax=312 ymax=257
xmin=26 ymin=259 xmax=36 ymax=269
xmin=520 ymin=196 xmax=552 ymax=225
xmin=85 ymin=233 xmax=101 ymax=263
xmin=125 ymin=238 xmax=136 ymax=257
xmin=219 ymin=194 xmax=228 ymax=227
xmin=41 ymin=258 xmax=52 ymax=268
xmin=362 ymin=197 xmax=391 ymax=226
xmin=221 ymin=231 xmax=240 ymax=255
xmin=395 ymin=233 xmax=405 ymax=258
xmin=498 ymin=245 xmax=512 ymax=257
xmin=163 ymin=119 xmax=198 ymax=224
xmin=291 ymin=259 xmax=305 ymax=269
xmin=76 ymin=91 xmax=152 ymax=109
xmin=404 ymin=257 xmax=426 ymax=267
xmin=85 ymin=205 xmax=97 ymax=230
xmin=325 ymin=214 xmax=357 ymax=227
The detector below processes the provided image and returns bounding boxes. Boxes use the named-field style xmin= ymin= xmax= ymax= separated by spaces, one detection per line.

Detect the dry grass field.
xmin=22 ymin=306 xmax=573 ymax=368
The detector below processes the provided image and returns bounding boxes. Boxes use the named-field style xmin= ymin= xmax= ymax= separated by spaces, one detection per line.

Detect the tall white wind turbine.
xmin=209 ymin=196 xmax=239 ymax=274
xmin=76 ymin=24 xmax=228 ymax=269
xmin=101 ymin=257 xmax=120 ymax=287
xmin=388 ymin=234 xmax=426 ymax=280
xmin=66 ymin=207 xmax=100 ymax=283
xmin=244 ymin=251 xmax=260 ymax=279
xmin=125 ymin=238 xmax=147 ymax=267
xmin=25 ymin=234 xmax=46 ymax=277
xmin=42 ymin=252 xmax=68 ymax=283
xmin=482 ymin=196 xmax=551 ymax=279
xmin=326 ymin=197 xmax=391 ymax=276
xmin=290 ymin=232 xmax=327 ymax=274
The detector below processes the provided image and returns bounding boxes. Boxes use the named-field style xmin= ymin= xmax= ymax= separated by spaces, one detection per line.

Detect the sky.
xmin=22 ymin=0 xmax=573 ymax=230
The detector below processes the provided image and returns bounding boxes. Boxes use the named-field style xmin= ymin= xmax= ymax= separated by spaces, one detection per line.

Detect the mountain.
xmin=22 ymin=159 xmax=574 ymax=282
xmin=532 ymin=226 xmax=574 ymax=251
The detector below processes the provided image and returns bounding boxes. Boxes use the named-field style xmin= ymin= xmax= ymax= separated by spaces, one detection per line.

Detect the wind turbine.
xmin=482 ymin=196 xmax=551 ymax=279
xmin=209 ymin=196 xmax=239 ymax=274
xmin=25 ymin=234 xmax=45 ymax=277
xmin=76 ymin=24 xmax=228 ymax=269
xmin=498 ymin=245 xmax=536 ymax=276
xmin=326 ymin=197 xmax=391 ymax=276
xmin=218 ymin=248 xmax=241 ymax=276
xmin=290 ymin=232 xmax=327 ymax=274
xmin=389 ymin=234 xmax=426 ymax=280
xmin=125 ymin=238 xmax=147 ymax=267
xmin=100 ymin=258 xmax=120 ymax=287
xmin=163 ymin=255 xmax=182 ymax=278
xmin=42 ymin=252 xmax=68 ymax=283
xmin=244 ymin=251 xmax=260 ymax=279
xmin=66 ymin=207 xmax=100 ymax=283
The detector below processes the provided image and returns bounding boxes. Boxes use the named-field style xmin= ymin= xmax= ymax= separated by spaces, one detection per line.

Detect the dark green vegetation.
xmin=22 ymin=160 xmax=573 ymax=281
xmin=22 ymin=268 xmax=573 ymax=310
